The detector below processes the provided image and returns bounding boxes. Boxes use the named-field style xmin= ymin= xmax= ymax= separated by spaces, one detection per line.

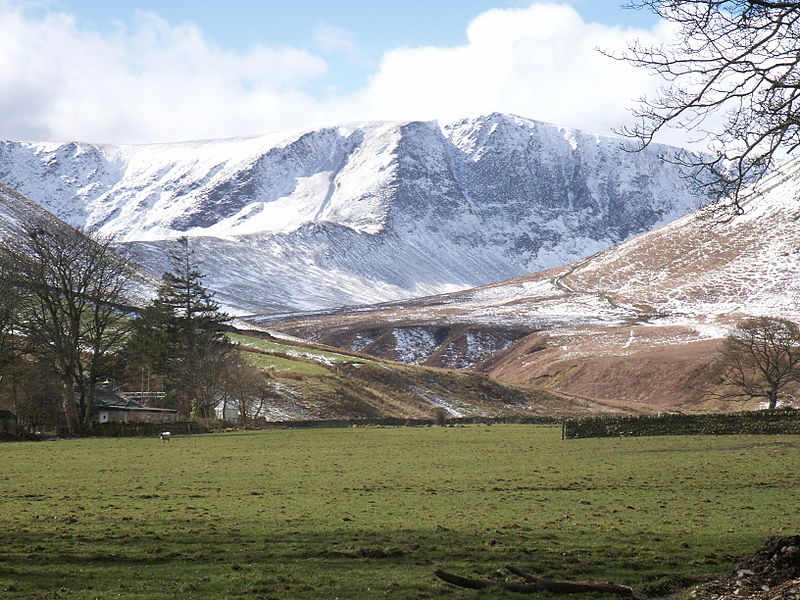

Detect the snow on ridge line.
xmin=1 ymin=113 xmax=698 ymax=241
xmin=18 ymin=120 xmax=402 ymax=242
xmin=0 ymin=113 xmax=709 ymax=315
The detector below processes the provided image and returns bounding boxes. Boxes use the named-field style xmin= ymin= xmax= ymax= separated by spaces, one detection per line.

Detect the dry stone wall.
xmin=563 ymin=409 xmax=800 ymax=439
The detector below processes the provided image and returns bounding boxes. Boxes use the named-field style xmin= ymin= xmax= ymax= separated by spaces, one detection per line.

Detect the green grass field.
xmin=1 ymin=426 xmax=798 ymax=599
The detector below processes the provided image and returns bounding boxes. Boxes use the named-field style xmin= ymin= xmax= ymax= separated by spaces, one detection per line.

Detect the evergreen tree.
xmin=123 ymin=300 xmax=175 ymax=394
xmin=127 ymin=237 xmax=234 ymax=419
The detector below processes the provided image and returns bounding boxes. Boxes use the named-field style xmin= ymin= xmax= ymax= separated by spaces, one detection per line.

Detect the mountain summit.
xmin=0 ymin=114 xmax=705 ymax=314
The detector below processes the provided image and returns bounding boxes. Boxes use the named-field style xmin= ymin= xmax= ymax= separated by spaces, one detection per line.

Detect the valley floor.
xmin=2 ymin=426 xmax=798 ymax=599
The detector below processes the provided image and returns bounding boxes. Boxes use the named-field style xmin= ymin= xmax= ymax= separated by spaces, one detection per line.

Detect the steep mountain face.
xmin=259 ymin=156 xmax=800 ymax=410
xmin=0 ymin=113 xmax=704 ymax=314
xmin=0 ymin=184 xmax=160 ymax=305
xmin=0 ymin=184 xmax=59 ymax=236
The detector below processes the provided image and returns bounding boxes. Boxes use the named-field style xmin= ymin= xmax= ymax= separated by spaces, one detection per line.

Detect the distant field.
xmin=1 ymin=426 xmax=798 ymax=599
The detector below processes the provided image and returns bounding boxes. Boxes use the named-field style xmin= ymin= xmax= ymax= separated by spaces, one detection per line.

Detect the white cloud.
xmin=0 ymin=6 xmax=328 ymax=142
xmin=314 ymin=23 xmax=360 ymax=58
xmin=358 ymin=3 xmax=679 ymax=140
xmin=0 ymin=2 xmax=687 ymax=146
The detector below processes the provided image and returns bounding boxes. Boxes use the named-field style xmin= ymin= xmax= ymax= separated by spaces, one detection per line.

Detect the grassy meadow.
xmin=1 ymin=426 xmax=799 ymax=599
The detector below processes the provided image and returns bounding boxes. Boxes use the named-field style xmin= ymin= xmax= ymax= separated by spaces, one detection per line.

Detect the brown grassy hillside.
xmin=231 ymin=330 xmax=624 ymax=420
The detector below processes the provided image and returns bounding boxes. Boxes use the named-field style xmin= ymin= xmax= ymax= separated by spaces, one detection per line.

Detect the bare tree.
xmin=0 ymin=217 xmax=135 ymax=433
xmin=5 ymin=359 xmax=61 ymax=434
xmin=218 ymin=358 xmax=272 ymax=424
xmin=432 ymin=407 xmax=449 ymax=426
xmin=616 ymin=1 xmax=800 ymax=216
xmin=712 ymin=316 xmax=800 ymax=409
xmin=0 ymin=260 xmax=22 ymax=386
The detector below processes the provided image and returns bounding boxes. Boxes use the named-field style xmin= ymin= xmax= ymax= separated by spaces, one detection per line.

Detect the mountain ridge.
xmin=0 ymin=113 xmax=707 ymax=314
xmin=258 ymin=154 xmax=800 ymax=410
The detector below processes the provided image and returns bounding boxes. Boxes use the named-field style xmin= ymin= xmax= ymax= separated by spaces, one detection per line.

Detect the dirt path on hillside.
xmin=550 ymin=255 xmax=634 ymax=314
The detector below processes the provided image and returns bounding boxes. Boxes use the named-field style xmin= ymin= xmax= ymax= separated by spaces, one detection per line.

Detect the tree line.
xmin=0 ymin=217 xmax=270 ymax=435
xmin=4 ymin=1 xmax=800 ymax=433
xmin=2 ymin=214 xmax=799 ymax=438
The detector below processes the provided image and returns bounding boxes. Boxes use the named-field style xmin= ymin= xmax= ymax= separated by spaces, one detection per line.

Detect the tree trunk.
xmin=768 ymin=389 xmax=779 ymax=410
xmin=61 ymin=379 xmax=76 ymax=435
xmin=81 ymin=384 xmax=96 ymax=431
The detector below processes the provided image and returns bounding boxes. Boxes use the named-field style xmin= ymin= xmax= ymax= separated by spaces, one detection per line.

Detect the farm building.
xmin=94 ymin=386 xmax=178 ymax=424
xmin=215 ymin=400 xmax=240 ymax=422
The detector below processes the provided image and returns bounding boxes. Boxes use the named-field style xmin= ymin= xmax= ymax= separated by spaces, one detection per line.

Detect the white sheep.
xmin=159 ymin=431 xmax=171 ymax=442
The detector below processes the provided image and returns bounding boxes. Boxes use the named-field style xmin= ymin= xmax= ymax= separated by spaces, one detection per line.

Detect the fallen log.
xmin=434 ymin=566 xmax=635 ymax=596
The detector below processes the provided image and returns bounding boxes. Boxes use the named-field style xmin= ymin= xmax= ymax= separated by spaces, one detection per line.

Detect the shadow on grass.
xmin=0 ymin=523 xmax=753 ymax=600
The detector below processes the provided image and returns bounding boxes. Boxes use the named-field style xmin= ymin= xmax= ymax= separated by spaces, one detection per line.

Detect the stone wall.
xmin=563 ymin=409 xmax=800 ymax=439
xmin=91 ymin=421 xmax=211 ymax=437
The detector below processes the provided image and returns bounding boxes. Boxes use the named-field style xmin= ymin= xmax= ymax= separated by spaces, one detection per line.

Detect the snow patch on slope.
xmin=1 ymin=114 xmax=706 ymax=314
xmin=393 ymin=328 xmax=440 ymax=365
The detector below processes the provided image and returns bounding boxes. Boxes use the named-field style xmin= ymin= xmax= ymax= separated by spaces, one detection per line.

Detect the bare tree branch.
xmin=0 ymin=217 xmax=136 ymax=433
xmin=708 ymin=316 xmax=800 ymax=408
xmin=612 ymin=1 xmax=800 ymax=217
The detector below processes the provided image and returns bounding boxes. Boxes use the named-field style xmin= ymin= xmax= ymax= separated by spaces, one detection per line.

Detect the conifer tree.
xmin=128 ymin=237 xmax=234 ymax=418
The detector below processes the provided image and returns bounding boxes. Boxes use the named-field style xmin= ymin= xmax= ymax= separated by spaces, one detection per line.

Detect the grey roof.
xmin=94 ymin=387 xmax=176 ymax=413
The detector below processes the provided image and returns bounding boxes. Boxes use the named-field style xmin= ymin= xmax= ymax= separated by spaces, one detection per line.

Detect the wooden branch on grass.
xmin=434 ymin=566 xmax=634 ymax=596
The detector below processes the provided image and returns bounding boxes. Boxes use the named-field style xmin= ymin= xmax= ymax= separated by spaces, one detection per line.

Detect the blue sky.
xmin=1 ymin=1 xmax=671 ymax=143
xmin=50 ymin=1 xmax=658 ymax=50
xmin=46 ymin=1 xmax=661 ymax=96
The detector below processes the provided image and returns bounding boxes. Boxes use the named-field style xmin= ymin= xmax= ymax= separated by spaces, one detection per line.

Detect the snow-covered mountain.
xmin=0 ymin=184 xmax=58 ymax=236
xmin=0 ymin=113 xmax=705 ymax=314
xmin=259 ymin=155 xmax=800 ymax=410
xmin=264 ymin=154 xmax=800 ymax=339
xmin=0 ymin=183 xmax=161 ymax=305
